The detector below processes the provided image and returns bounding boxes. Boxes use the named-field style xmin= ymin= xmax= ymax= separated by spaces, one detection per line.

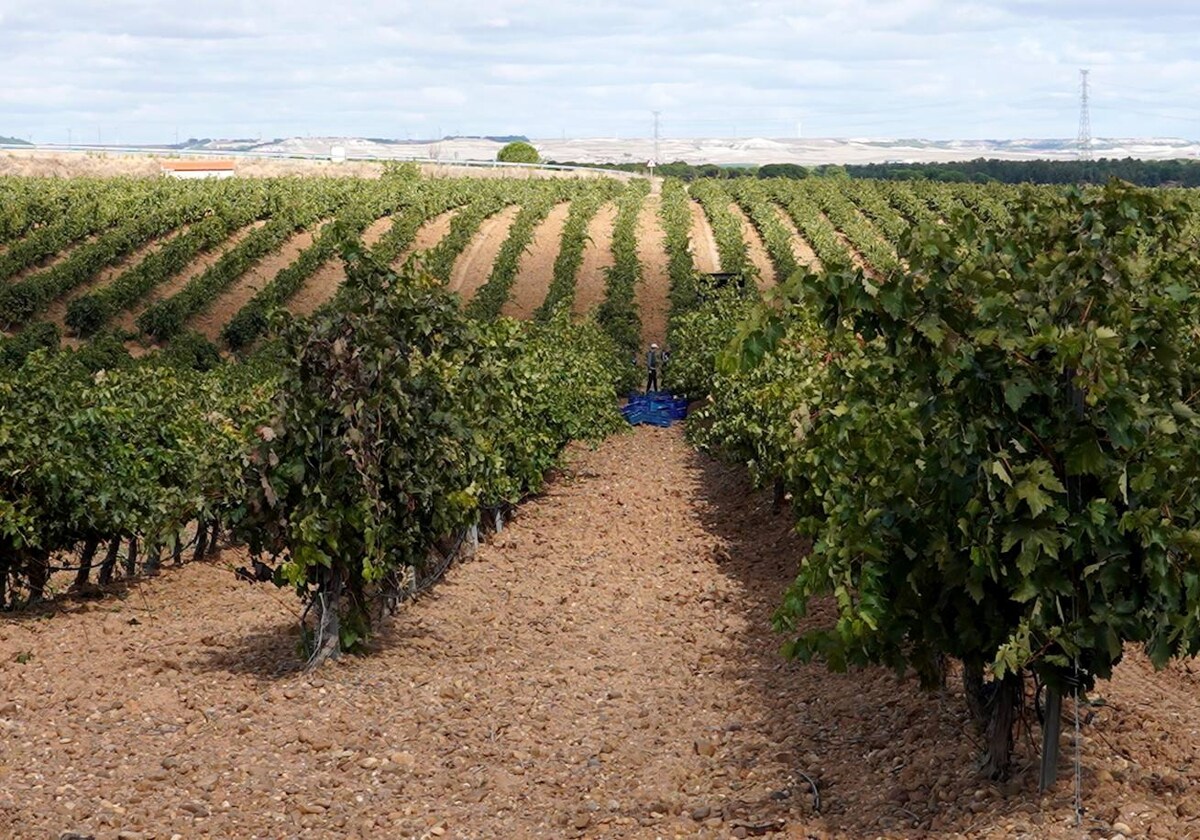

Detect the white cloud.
xmin=0 ymin=0 xmax=1196 ymax=142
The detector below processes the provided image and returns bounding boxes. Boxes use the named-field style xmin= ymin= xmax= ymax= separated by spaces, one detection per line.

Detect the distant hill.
xmin=7 ymin=133 xmax=1198 ymax=165
xmin=239 ymin=135 xmax=1200 ymax=166
xmin=0 ymin=136 xmax=32 ymax=146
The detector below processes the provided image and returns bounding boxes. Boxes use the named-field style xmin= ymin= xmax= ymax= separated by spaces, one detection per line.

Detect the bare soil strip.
xmin=833 ymin=227 xmax=874 ymax=275
xmin=448 ymin=205 xmax=521 ymax=300
xmin=502 ymin=201 xmax=572 ymax=320
xmin=2 ymin=426 xmax=1194 ymax=839
xmin=815 ymin=207 xmax=875 ymax=276
xmin=43 ymin=227 xmax=190 ymax=329
xmin=284 ymin=256 xmax=343 ymax=319
xmin=286 ymin=214 xmax=398 ymax=318
xmin=688 ymin=201 xmax=721 ymax=274
xmin=4 ymin=231 xmax=102 ymax=286
xmin=568 ymin=202 xmax=619 ymax=318
xmin=728 ymin=202 xmax=776 ymax=288
xmin=114 ymin=221 xmax=266 ymax=333
xmin=0 ymin=151 xmax=631 ymax=182
xmin=772 ymin=205 xmax=822 ymax=271
xmin=188 ymin=222 xmax=330 ymax=342
xmin=360 ymin=215 xmax=394 ymax=250
xmin=394 ymin=209 xmax=459 ymax=266
xmin=633 ymin=196 xmax=670 ymax=347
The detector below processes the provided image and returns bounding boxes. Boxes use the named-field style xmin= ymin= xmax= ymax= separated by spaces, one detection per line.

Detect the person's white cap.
xmin=651 ymin=343 xmax=658 ymax=348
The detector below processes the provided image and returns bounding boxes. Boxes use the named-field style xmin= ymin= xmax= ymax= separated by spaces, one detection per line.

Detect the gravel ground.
xmin=2 ymin=426 xmax=1199 ymax=839
xmin=632 ymin=197 xmax=670 ymax=349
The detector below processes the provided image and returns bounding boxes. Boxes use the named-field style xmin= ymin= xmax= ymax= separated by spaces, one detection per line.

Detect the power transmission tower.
xmin=1077 ymin=68 xmax=1093 ymax=161
xmin=651 ymin=110 xmax=661 ymax=175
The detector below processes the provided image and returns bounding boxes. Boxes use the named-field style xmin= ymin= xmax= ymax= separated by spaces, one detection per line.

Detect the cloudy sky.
xmin=1 ymin=0 xmax=1197 ymax=144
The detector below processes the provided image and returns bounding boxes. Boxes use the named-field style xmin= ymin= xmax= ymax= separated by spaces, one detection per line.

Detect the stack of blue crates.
xmin=621 ymin=391 xmax=689 ymax=427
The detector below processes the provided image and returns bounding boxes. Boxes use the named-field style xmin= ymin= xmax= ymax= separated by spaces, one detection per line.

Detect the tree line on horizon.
xmin=547 ymin=156 xmax=1200 ymax=187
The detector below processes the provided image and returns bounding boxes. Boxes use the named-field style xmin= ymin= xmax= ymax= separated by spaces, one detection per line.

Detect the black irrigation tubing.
xmin=43 ymin=561 xmax=102 ymax=574
xmin=382 ymin=504 xmax=513 ymax=613
xmin=293 ymin=517 xmax=493 ymax=634
xmin=795 ymin=770 xmax=821 ymax=813
xmin=392 ymin=522 xmax=475 ymax=607
xmin=409 ymin=529 xmax=469 ymax=600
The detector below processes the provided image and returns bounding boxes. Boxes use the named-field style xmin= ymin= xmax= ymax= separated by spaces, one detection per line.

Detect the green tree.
xmin=757 ymin=163 xmax=809 ymax=180
xmin=497 ymin=141 xmax=540 ymax=164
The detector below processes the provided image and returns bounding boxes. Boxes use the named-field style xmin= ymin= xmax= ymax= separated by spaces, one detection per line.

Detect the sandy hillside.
xmin=0 ymin=151 xmax=630 ymax=181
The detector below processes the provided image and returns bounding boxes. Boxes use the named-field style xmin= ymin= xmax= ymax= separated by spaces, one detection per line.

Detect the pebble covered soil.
xmin=2 ymin=426 xmax=1200 ymax=839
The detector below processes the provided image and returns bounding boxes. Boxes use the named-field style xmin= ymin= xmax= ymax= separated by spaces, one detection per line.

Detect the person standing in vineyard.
xmin=646 ymin=343 xmax=662 ymax=393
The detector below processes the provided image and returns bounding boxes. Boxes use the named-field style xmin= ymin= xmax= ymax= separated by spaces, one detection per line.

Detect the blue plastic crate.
xmin=622 ymin=391 xmax=689 ymax=427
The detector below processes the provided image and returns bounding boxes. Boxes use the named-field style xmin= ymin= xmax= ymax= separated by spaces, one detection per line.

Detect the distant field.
xmin=0 ymin=169 xmax=1066 ymax=355
xmin=0 ymin=149 xmax=627 ymax=180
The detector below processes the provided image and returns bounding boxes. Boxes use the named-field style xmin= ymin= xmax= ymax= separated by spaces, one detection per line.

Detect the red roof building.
xmin=160 ymin=160 xmax=236 ymax=179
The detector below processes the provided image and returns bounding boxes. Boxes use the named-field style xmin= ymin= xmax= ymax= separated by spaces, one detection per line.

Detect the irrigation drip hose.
xmin=384 ymin=505 xmax=514 ymax=610
xmin=388 ymin=517 xmax=488 ymax=609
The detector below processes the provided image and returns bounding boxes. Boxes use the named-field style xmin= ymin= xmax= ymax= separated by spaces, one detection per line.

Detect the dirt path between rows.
xmin=728 ymin=202 xmax=776 ymax=289
xmin=285 ymin=215 xmax=398 ymax=318
xmin=772 ymin=206 xmax=822 ymax=272
xmin=2 ymin=428 xmax=1198 ymax=839
xmin=44 ymin=226 xmax=190 ymax=332
xmin=3 ymin=230 xmax=103 ymax=286
xmin=689 ymin=201 xmax=722 ymax=275
xmin=361 ymin=214 xmax=397 ymax=252
xmin=633 ymin=196 xmax=670 ymax=347
xmin=189 ymin=222 xmax=331 ymax=342
xmin=113 ymin=221 xmax=266 ymax=335
xmin=570 ymin=202 xmax=618 ymax=319
xmin=396 ymin=209 xmax=459 ymax=267
xmin=502 ymin=201 xmax=571 ymax=320
xmin=286 ymin=255 xmax=343 ymax=319
xmin=449 ymin=205 xmax=521 ymax=300
xmin=811 ymin=207 xmax=877 ymax=279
